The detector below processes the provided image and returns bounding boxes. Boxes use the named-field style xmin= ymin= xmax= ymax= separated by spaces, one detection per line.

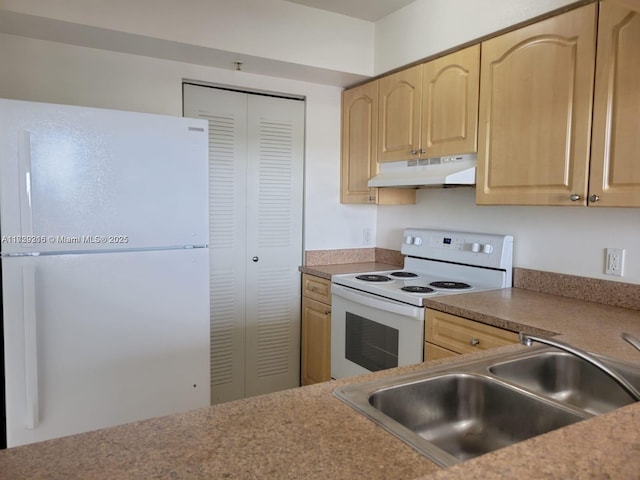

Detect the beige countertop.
xmin=2 ymin=280 xmax=640 ymax=479
xmin=299 ymin=262 xmax=401 ymax=280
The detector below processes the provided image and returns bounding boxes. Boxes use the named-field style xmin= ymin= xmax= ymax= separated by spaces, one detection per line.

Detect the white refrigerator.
xmin=0 ymin=98 xmax=210 ymax=448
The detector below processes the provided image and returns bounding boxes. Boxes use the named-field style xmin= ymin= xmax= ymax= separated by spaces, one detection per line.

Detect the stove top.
xmin=332 ymin=266 xmax=501 ymax=306
xmin=331 ymin=228 xmax=514 ymax=307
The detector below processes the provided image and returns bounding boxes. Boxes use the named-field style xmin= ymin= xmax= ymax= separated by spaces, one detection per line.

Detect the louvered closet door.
xmin=244 ymin=95 xmax=303 ymax=398
xmin=183 ymin=84 xmax=303 ymax=403
xmin=183 ymin=85 xmax=248 ymax=403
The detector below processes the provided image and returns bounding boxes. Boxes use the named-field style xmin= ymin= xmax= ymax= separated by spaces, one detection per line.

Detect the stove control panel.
xmin=401 ymin=228 xmax=513 ymax=271
xmin=406 ymin=233 xmax=494 ymax=254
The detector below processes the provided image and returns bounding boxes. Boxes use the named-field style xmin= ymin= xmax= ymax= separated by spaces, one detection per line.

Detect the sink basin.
xmin=489 ymin=351 xmax=640 ymax=414
xmin=368 ymin=373 xmax=584 ymax=465
xmin=334 ymin=346 xmax=640 ymax=467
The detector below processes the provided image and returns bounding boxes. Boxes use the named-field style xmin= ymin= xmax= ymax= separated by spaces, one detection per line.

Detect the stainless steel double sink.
xmin=334 ymin=347 xmax=640 ymax=467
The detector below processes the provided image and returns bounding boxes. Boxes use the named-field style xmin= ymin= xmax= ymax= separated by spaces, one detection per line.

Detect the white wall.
xmin=377 ymin=188 xmax=640 ymax=284
xmin=0 ymin=33 xmax=374 ymax=251
xmin=374 ymin=0 xmax=581 ymax=73
xmin=0 ymin=0 xmax=375 ymax=77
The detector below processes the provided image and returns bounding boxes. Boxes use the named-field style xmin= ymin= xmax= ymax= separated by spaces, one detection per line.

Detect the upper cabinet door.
xmin=421 ymin=44 xmax=480 ymax=158
xmin=476 ymin=4 xmax=597 ymax=206
xmin=378 ymin=64 xmax=422 ymax=163
xmin=341 ymin=81 xmax=379 ymax=204
xmin=589 ymin=2 xmax=640 ymax=207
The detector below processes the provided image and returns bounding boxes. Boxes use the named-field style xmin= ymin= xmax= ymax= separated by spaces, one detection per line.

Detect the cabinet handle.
xmin=410 ymin=149 xmax=419 ymax=155
xmin=469 ymin=338 xmax=480 ymax=347
xmin=569 ymin=194 xmax=581 ymax=201
xmin=324 ymin=309 xmax=331 ymax=315
xmin=309 ymin=286 xmax=317 ymax=292
xmin=252 ymin=256 xmax=259 ymax=262
xmin=589 ymin=194 xmax=600 ymax=203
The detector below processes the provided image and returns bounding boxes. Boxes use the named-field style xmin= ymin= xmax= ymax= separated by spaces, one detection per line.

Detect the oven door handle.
xmin=331 ymin=284 xmax=423 ymax=319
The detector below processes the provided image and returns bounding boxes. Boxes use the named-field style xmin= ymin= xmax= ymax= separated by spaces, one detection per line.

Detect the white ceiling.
xmin=285 ymin=0 xmax=417 ymax=21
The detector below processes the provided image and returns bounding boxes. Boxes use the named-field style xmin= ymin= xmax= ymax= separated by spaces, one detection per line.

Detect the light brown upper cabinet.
xmin=378 ymin=65 xmax=423 ymax=163
xmin=341 ymin=80 xmax=415 ymax=204
xmin=589 ymin=1 xmax=640 ymax=207
xmin=421 ymin=44 xmax=480 ymax=158
xmin=476 ymin=4 xmax=597 ymax=206
xmin=378 ymin=46 xmax=480 ymax=163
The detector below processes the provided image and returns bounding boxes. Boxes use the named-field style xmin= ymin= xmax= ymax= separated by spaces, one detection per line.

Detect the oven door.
xmin=330 ymin=283 xmax=424 ymax=379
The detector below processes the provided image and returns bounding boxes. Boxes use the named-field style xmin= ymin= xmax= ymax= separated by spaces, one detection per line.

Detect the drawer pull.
xmin=469 ymin=338 xmax=480 ymax=347
xmin=324 ymin=309 xmax=331 ymax=315
xmin=309 ymin=286 xmax=317 ymax=292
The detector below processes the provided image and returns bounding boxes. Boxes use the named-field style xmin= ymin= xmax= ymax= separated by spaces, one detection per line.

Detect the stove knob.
xmin=404 ymin=235 xmax=414 ymax=245
xmin=471 ymin=242 xmax=481 ymax=253
xmin=413 ymin=237 xmax=423 ymax=246
xmin=482 ymin=244 xmax=494 ymax=254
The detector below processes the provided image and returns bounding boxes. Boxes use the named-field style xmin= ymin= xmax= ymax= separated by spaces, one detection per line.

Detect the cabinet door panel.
xmin=589 ymin=2 xmax=640 ymax=206
xmin=422 ymin=44 xmax=480 ymax=158
xmin=341 ymin=82 xmax=378 ymax=203
xmin=477 ymin=4 xmax=597 ymax=205
xmin=301 ymin=297 xmax=331 ymax=385
xmin=378 ymin=65 xmax=422 ymax=162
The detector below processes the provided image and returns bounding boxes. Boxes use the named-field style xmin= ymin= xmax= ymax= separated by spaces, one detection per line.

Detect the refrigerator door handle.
xmin=18 ymin=130 xmax=35 ymax=240
xmin=22 ymin=263 xmax=39 ymax=429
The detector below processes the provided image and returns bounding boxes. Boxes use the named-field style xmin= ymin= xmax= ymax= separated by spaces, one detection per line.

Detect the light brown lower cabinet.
xmin=301 ymin=274 xmax=332 ymax=385
xmin=424 ymin=309 xmax=519 ymax=361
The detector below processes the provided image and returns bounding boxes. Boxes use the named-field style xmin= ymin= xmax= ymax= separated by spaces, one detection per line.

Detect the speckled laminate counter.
xmin=0 ymin=368 xmax=442 ymax=480
xmin=299 ymin=262 xmax=401 ymax=280
xmin=2 ymin=283 xmax=640 ymax=479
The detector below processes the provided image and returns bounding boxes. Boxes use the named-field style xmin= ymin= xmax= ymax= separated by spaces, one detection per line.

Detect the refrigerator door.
xmin=0 ymin=99 xmax=208 ymax=254
xmin=2 ymin=248 xmax=210 ymax=447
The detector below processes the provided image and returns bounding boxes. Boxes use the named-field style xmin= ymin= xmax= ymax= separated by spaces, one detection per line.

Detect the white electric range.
xmin=330 ymin=228 xmax=514 ymax=379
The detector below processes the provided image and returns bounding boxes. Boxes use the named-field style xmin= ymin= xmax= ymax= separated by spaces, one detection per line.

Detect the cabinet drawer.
xmin=302 ymin=274 xmax=332 ymax=304
xmin=426 ymin=309 xmax=518 ymax=354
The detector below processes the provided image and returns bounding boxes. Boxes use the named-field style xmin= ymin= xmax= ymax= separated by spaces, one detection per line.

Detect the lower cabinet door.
xmin=301 ymin=297 xmax=331 ymax=385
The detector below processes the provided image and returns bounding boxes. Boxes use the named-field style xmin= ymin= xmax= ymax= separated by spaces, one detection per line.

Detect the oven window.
xmin=345 ymin=313 xmax=399 ymax=372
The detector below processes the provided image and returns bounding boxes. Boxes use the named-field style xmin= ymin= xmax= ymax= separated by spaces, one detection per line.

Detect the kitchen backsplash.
xmin=513 ymin=268 xmax=640 ymax=312
xmin=304 ymin=248 xmax=403 ymax=267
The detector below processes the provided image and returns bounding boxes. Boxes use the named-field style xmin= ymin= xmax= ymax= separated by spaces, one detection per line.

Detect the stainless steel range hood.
xmin=368 ymin=153 xmax=477 ymax=188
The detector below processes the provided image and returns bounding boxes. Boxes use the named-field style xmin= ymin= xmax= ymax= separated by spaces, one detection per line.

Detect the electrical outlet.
xmin=362 ymin=228 xmax=372 ymax=246
xmin=605 ymin=248 xmax=625 ymax=276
